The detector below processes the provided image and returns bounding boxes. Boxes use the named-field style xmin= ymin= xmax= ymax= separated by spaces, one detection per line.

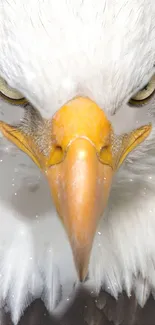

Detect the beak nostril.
xmin=48 ymin=145 xmax=64 ymax=166
xmin=99 ymin=145 xmax=113 ymax=167
xmin=100 ymin=145 xmax=109 ymax=153
xmin=56 ymin=145 xmax=63 ymax=153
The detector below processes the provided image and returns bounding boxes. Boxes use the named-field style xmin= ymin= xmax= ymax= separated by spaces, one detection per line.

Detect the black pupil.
xmin=142 ymin=84 xmax=149 ymax=91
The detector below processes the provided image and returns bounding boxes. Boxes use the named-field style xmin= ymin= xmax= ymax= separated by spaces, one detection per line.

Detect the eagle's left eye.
xmin=129 ymin=74 xmax=155 ymax=106
xmin=0 ymin=76 xmax=27 ymax=105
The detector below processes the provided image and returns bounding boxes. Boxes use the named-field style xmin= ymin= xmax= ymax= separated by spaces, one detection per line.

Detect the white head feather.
xmin=0 ymin=0 xmax=155 ymax=118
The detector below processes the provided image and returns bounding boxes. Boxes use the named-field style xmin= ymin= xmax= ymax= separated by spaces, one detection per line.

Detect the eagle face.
xmin=0 ymin=0 xmax=155 ymax=324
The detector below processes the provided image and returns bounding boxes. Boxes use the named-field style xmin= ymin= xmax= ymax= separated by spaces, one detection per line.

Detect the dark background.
xmin=3 ymin=290 xmax=155 ymax=325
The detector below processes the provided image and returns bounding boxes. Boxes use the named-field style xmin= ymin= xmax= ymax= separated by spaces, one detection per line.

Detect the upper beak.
xmin=47 ymin=138 xmax=112 ymax=280
xmin=0 ymin=97 xmax=151 ymax=281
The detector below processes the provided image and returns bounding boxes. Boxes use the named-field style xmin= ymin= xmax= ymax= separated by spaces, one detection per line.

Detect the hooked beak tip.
xmin=73 ymin=247 xmax=90 ymax=282
xmin=79 ymin=269 xmax=88 ymax=283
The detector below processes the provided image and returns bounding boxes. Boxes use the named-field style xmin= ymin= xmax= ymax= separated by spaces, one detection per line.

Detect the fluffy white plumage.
xmin=0 ymin=0 xmax=155 ymax=324
xmin=0 ymin=0 xmax=155 ymax=118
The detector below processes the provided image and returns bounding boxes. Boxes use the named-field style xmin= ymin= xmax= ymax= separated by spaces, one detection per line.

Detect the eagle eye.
xmin=129 ymin=74 xmax=155 ymax=106
xmin=0 ymin=76 xmax=27 ymax=105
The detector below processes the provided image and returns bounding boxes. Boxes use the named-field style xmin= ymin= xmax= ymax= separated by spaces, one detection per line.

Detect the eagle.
xmin=0 ymin=0 xmax=155 ymax=324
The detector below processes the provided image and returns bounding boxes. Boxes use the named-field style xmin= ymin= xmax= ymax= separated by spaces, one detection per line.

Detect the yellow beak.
xmin=47 ymin=139 xmax=112 ymax=280
xmin=0 ymin=97 xmax=151 ymax=281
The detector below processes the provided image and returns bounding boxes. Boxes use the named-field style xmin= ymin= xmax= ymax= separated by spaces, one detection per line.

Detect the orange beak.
xmin=0 ymin=97 xmax=151 ymax=281
xmin=47 ymin=139 xmax=112 ymax=280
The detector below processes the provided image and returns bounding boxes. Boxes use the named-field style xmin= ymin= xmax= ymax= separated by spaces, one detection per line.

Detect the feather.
xmin=0 ymin=0 xmax=155 ymax=118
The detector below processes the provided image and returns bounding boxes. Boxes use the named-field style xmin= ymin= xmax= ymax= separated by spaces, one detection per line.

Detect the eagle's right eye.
xmin=129 ymin=74 xmax=155 ymax=106
xmin=0 ymin=76 xmax=27 ymax=105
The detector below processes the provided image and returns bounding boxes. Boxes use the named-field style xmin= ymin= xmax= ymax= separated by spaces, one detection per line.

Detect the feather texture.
xmin=0 ymin=0 xmax=155 ymax=117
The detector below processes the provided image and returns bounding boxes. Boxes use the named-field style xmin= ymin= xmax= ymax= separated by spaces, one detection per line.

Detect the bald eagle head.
xmin=0 ymin=0 xmax=155 ymax=323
